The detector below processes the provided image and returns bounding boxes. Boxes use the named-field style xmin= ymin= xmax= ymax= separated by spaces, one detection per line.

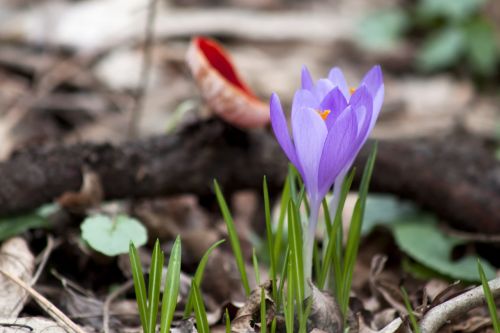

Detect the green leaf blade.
xmin=192 ymin=281 xmax=210 ymax=333
xmin=263 ymin=176 xmax=278 ymax=303
xmin=341 ymin=143 xmax=377 ymax=316
xmin=160 ymin=236 xmax=182 ymax=333
xmin=184 ymin=239 xmax=225 ymax=318
xmin=214 ymin=180 xmax=251 ymax=296
xmin=147 ymin=240 xmax=164 ymax=333
xmin=478 ymin=260 xmax=500 ymax=333
xmin=288 ymin=200 xmax=304 ymax=303
xmin=129 ymin=242 xmax=149 ymax=333
xmin=401 ymin=287 xmax=421 ymax=333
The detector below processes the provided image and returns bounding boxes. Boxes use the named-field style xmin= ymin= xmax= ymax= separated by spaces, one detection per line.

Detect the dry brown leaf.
xmin=372 ymin=309 xmax=398 ymax=330
xmin=368 ymin=255 xmax=407 ymax=315
xmin=451 ymin=316 xmax=492 ymax=332
xmin=0 ymin=237 xmax=35 ymax=318
xmin=60 ymin=284 xmax=110 ymax=329
xmin=0 ymin=316 xmax=70 ymax=332
xmin=358 ymin=313 xmax=406 ymax=333
xmin=231 ymin=281 xmax=274 ymax=333
xmin=307 ymin=281 xmax=343 ymax=333
xmin=171 ymin=318 xmax=198 ymax=333
xmin=201 ymin=249 xmax=247 ymax=305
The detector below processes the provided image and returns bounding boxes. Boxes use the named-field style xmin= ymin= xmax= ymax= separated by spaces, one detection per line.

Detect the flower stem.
xmin=303 ymin=199 xmax=321 ymax=294
xmin=329 ymin=172 xmax=346 ymax=221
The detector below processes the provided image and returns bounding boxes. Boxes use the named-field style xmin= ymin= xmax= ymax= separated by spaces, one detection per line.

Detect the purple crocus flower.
xmin=270 ymin=65 xmax=383 ymax=208
xmin=269 ymin=65 xmax=384 ymax=282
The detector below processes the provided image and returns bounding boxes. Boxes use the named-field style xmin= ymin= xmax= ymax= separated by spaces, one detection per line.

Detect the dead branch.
xmin=127 ymin=0 xmax=159 ymax=138
xmin=419 ymin=278 xmax=500 ymax=333
xmin=0 ymin=119 xmax=287 ymax=215
xmin=0 ymin=268 xmax=87 ymax=333
xmin=0 ymin=119 xmax=499 ymax=233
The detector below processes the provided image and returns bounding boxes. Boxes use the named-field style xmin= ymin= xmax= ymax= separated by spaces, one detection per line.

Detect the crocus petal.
xmin=317 ymin=108 xmax=358 ymax=198
xmin=311 ymin=79 xmax=334 ymax=103
xmin=291 ymin=89 xmax=317 ymax=114
xmin=349 ymin=86 xmax=373 ymax=144
xmin=371 ymin=84 xmax=384 ymax=129
xmin=360 ymin=65 xmax=384 ymax=125
xmin=341 ymin=86 xmax=373 ymax=174
xmin=270 ymin=93 xmax=302 ymax=174
xmin=291 ymin=100 xmax=327 ymax=199
xmin=301 ymin=65 xmax=314 ymax=90
xmin=320 ymin=88 xmax=348 ymax=130
xmin=328 ymin=67 xmax=349 ymax=98
xmin=360 ymin=65 xmax=383 ymax=97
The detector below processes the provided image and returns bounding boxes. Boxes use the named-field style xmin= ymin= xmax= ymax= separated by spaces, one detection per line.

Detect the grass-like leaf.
xmin=129 ymin=242 xmax=149 ymax=333
xmin=0 ymin=205 xmax=55 ymax=242
xmin=253 ymin=248 xmax=261 ymax=285
xmin=214 ymin=180 xmax=251 ymax=295
xmin=318 ymin=169 xmax=355 ymax=290
xmin=322 ymin=198 xmax=332 ymax=236
xmin=159 ymin=236 xmax=181 ymax=333
xmin=313 ymin=242 xmax=321 ymax=283
xmin=261 ymin=287 xmax=267 ymax=333
xmin=288 ymin=200 xmax=304 ymax=304
xmin=401 ymin=286 xmax=421 ymax=333
xmin=273 ymin=172 xmax=290 ymax=266
xmin=276 ymin=248 xmax=289 ymax=311
xmin=270 ymin=318 xmax=277 ymax=333
xmin=478 ymin=260 xmax=500 ymax=333
xmin=184 ymin=239 xmax=225 ymax=318
xmin=288 ymin=164 xmax=299 ymax=203
xmin=284 ymin=250 xmax=294 ymax=333
xmin=263 ymin=176 xmax=278 ymax=303
xmin=225 ymin=308 xmax=231 ymax=333
xmin=341 ymin=143 xmax=377 ymax=316
xmin=147 ymin=240 xmax=164 ymax=333
xmin=192 ymin=280 xmax=210 ymax=333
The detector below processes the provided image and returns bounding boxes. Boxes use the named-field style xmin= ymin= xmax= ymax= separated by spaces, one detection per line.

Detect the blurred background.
xmin=0 ymin=0 xmax=499 ymax=156
xmin=1 ymin=2 xmax=500 ymax=331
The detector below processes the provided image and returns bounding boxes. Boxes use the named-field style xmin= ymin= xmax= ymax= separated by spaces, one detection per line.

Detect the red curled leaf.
xmin=186 ymin=37 xmax=269 ymax=128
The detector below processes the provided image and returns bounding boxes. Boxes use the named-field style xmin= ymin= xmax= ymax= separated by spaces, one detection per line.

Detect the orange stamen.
xmin=349 ymin=87 xmax=356 ymax=95
xmin=318 ymin=109 xmax=331 ymax=120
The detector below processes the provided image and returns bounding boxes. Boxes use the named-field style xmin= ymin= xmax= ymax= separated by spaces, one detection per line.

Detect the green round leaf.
xmin=392 ymin=216 xmax=496 ymax=282
xmin=361 ymin=194 xmax=418 ymax=235
xmin=417 ymin=0 xmax=485 ymax=22
xmin=465 ymin=19 xmax=498 ymax=76
xmin=81 ymin=214 xmax=148 ymax=256
xmin=357 ymin=9 xmax=408 ymax=51
xmin=417 ymin=27 xmax=465 ymax=71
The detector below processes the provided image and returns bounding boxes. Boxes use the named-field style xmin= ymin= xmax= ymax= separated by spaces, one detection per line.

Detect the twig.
xmin=0 ymin=268 xmax=87 ymax=333
xmin=420 ymin=277 xmax=500 ymax=333
xmin=32 ymin=235 xmax=57 ymax=285
xmin=103 ymin=279 xmax=134 ymax=333
xmin=71 ymin=310 xmax=139 ymax=320
xmin=128 ymin=0 xmax=158 ymax=138
xmin=439 ymin=224 xmax=500 ymax=243
xmin=8 ymin=235 xmax=58 ymax=319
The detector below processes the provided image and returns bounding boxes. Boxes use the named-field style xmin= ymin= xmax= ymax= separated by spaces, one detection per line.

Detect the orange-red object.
xmin=186 ymin=37 xmax=269 ymax=128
